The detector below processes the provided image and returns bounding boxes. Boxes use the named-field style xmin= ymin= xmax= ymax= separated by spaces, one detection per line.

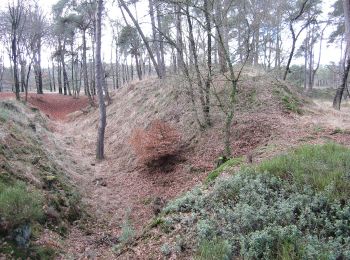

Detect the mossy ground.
xmin=0 ymin=100 xmax=83 ymax=259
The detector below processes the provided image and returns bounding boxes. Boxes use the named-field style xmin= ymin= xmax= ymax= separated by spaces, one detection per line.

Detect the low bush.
xmin=130 ymin=120 xmax=182 ymax=167
xmin=161 ymin=143 xmax=350 ymax=259
xmin=281 ymin=95 xmax=302 ymax=114
xmin=0 ymin=182 xmax=44 ymax=228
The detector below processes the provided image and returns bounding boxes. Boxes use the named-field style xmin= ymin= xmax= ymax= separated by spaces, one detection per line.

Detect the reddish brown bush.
xmin=130 ymin=120 xmax=182 ymax=167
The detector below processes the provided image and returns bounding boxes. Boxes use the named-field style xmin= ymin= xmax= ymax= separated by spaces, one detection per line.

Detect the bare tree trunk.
xmin=96 ymin=0 xmax=106 ymax=160
xmin=204 ymin=0 xmax=212 ymax=126
xmin=12 ymin=34 xmax=20 ymax=100
xmin=215 ymin=0 xmax=228 ymax=73
xmin=149 ymin=0 xmax=162 ymax=75
xmin=333 ymin=56 xmax=350 ymax=109
xmin=156 ymin=1 xmax=166 ymax=76
xmin=333 ymin=0 xmax=350 ymax=109
xmin=119 ymin=0 xmax=162 ymax=79
xmin=48 ymin=65 xmax=52 ymax=92
xmin=283 ymin=0 xmax=310 ymax=80
xmin=283 ymin=25 xmax=296 ymax=81
xmin=185 ymin=4 xmax=208 ymax=128
xmin=52 ymin=60 xmax=56 ymax=92
xmin=57 ymin=61 xmax=62 ymax=94
xmin=20 ymin=58 xmax=26 ymax=92
xmin=115 ymin=41 xmax=120 ymax=89
xmin=35 ymin=40 xmax=43 ymax=94
xmin=25 ymin=62 xmax=32 ymax=102
xmin=175 ymin=3 xmax=184 ymax=72
xmin=82 ymin=30 xmax=93 ymax=103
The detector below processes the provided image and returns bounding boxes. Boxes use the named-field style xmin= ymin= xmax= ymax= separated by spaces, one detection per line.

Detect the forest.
xmin=0 ymin=0 xmax=350 ymax=259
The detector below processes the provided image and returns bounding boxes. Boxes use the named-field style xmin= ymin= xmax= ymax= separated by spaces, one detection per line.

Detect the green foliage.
xmin=32 ymin=245 xmax=57 ymax=260
xmin=163 ymin=187 xmax=203 ymax=213
xmin=162 ymin=144 xmax=350 ymax=259
xmin=0 ymin=182 xmax=44 ymax=227
xmin=196 ymin=238 xmax=231 ymax=260
xmin=205 ymin=157 xmax=243 ymax=184
xmin=160 ymin=243 xmax=171 ymax=256
xmin=257 ymin=143 xmax=350 ymax=199
xmin=282 ymin=95 xmax=302 ymax=114
xmin=118 ymin=25 xmax=142 ymax=56
xmin=119 ymin=210 xmax=135 ymax=244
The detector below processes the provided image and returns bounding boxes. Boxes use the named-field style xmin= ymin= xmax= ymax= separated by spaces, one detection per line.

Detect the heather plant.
xmin=0 ymin=182 xmax=44 ymax=228
xmin=161 ymin=144 xmax=350 ymax=259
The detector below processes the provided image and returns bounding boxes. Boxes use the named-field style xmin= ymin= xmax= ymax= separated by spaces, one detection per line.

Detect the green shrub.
xmin=196 ymin=238 xmax=231 ymax=260
xmin=0 ymin=182 xmax=44 ymax=227
xmin=282 ymin=95 xmax=302 ymax=114
xmin=163 ymin=187 xmax=203 ymax=213
xmin=163 ymin=143 xmax=350 ymax=259
xmin=160 ymin=243 xmax=171 ymax=256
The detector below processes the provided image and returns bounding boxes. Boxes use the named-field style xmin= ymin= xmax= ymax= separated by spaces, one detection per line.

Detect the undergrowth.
xmin=159 ymin=143 xmax=350 ymax=259
xmin=0 ymin=100 xmax=83 ymax=259
xmin=0 ymin=182 xmax=44 ymax=228
xmin=281 ymin=95 xmax=303 ymax=114
xmin=205 ymin=157 xmax=243 ymax=184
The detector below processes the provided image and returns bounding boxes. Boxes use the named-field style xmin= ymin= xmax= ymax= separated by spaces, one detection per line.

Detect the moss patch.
xmin=205 ymin=157 xmax=243 ymax=184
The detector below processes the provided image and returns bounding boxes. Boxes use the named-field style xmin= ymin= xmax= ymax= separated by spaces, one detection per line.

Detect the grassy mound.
xmin=0 ymin=100 xmax=83 ymax=259
xmin=143 ymin=143 xmax=350 ymax=259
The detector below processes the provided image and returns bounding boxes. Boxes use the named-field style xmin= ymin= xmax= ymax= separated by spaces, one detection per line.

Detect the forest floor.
xmin=2 ymin=87 xmax=350 ymax=259
xmin=0 ymin=92 xmax=89 ymax=120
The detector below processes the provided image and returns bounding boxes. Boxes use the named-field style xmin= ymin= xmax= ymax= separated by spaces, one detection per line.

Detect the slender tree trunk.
xmin=48 ymin=65 xmax=52 ymax=92
xmin=283 ymin=25 xmax=296 ymax=80
xmin=82 ymin=30 xmax=92 ymax=101
xmin=57 ymin=61 xmax=62 ymax=94
xmin=156 ymin=1 xmax=166 ymax=76
xmin=115 ymin=41 xmax=120 ymax=88
xmin=204 ymin=0 xmax=212 ymax=126
xmin=185 ymin=4 xmax=208 ymax=128
xmin=215 ymin=0 xmax=227 ymax=72
xmin=36 ymin=41 xmax=43 ymax=94
xmin=52 ymin=60 xmax=56 ymax=92
xmin=333 ymin=56 xmax=350 ymax=109
xmin=25 ymin=63 xmax=32 ymax=102
xmin=135 ymin=54 xmax=142 ymax=80
xmin=175 ymin=3 xmax=184 ymax=72
xmin=96 ymin=0 xmax=106 ymax=160
xmin=12 ymin=34 xmax=20 ymax=100
xmin=20 ymin=58 xmax=26 ymax=92
xmin=71 ymin=40 xmax=75 ymax=97
xmin=149 ymin=0 xmax=161 ymax=75
xmin=119 ymin=0 xmax=162 ymax=79
xmin=333 ymin=0 xmax=350 ymax=109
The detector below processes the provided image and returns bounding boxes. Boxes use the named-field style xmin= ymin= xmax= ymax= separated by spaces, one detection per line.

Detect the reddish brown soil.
xmin=0 ymin=92 xmax=89 ymax=121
